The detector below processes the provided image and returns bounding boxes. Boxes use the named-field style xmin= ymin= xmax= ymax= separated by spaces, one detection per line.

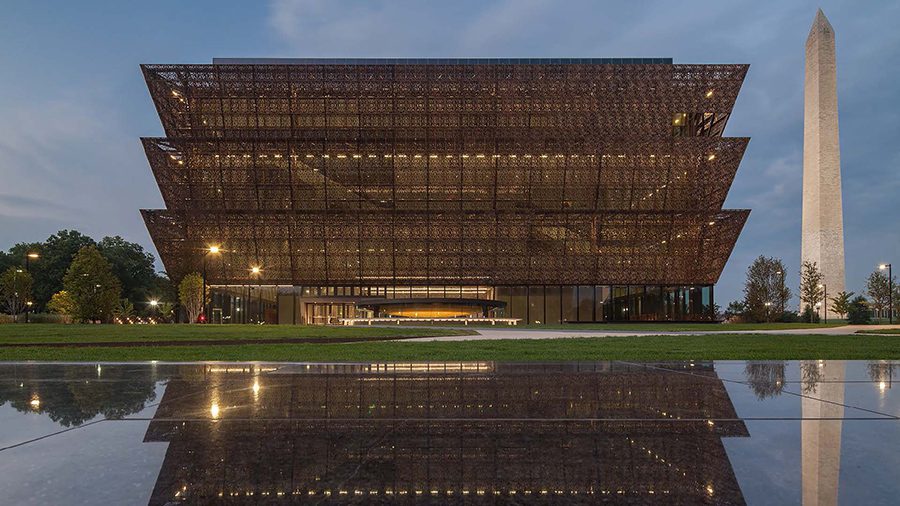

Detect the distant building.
xmin=141 ymin=58 xmax=749 ymax=324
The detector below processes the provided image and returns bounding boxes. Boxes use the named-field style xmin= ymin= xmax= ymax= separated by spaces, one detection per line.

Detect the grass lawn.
xmin=443 ymin=322 xmax=847 ymax=331
xmin=0 ymin=324 xmax=471 ymax=345
xmin=0 ymin=333 xmax=896 ymax=362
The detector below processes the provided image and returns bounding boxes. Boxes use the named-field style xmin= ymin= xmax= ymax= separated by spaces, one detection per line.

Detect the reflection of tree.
xmin=801 ymin=361 xmax=824 ymax=395
xmin=744 ymin=362 xmax=786 ymax=399
xmin=867 ymin=361 xmax=897 ymax=386
xmin=0 ymin=364 xmax=157 ymax=427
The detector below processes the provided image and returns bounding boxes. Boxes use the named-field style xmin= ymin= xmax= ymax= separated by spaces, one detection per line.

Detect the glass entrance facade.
xmin=207 ymin=284 xmax=714 ymax=324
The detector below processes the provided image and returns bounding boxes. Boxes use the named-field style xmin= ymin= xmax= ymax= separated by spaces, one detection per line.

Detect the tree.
xmin=145 ymin=273 xmax=177 ymax=316
xmin=47 ymin=291 xmax=76 ymax=316
xmin=26 ymin=230 xmax=96 ymax=311
xmin=742 ymin=256 xmax=791 ymax=322
xmin=800 ymin=361 xmax=824 ymax=394
xmin=744 ymin=362 xmax=786 ymax=399
xmin=112 ymin=299 xmax=136 ymax=321
xmin=178 ymin=273 xmax=205 ymax=324
xmin=724 ymin=300 xmax=748 ymax=321
xmin=62 ymin=246 xmax=121 ymax=323
xmin=829 ymin=291 xmax=854 ymax=320
xmin=0 ymin=267 xmax=33 ymax=321
xmin=97 ymin=236 xmax=157 ymax=304
xmin=847 ymin=295 xmax=871 ymax=325
xmin=865 ymin=269 xmax=894 ymax=319
xmin=0 ymin=251 xmax=14 ymax=275
xmin=799 ymin=261 xmax=825 ymax=323
xmin=154 ymin=301 xmax=175 ymax=323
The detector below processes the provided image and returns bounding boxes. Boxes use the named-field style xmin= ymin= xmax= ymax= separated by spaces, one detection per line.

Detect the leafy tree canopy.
xmin=847 ymin=295 xmax=871 ymax=325
xmin=829 ymin=291 xmax=854 ymax=319
xmin=97 ymin=236 xmax=157 ymax=305
xmin=47 ymin=290 xmax=76 ymax=316
xmin=742 ymin=256 xmax=791 ymax=322
xmin=62 ymin=246 xmax=121 ymax=323
xmin=1 ymin=230 xmax=173 ymax=313
xmin=0 ymin=267 xmax=34 ymax=318
xmin=178 ymin=272 xmax=205 ymax=324
xmin=12 ymin=230 xmax=95 ymax=311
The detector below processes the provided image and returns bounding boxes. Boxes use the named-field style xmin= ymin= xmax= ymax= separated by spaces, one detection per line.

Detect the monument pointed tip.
xmin=809 ymin=8 xmax=833 ymax=36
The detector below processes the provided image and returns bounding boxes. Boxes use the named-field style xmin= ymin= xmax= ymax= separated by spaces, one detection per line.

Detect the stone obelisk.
xmin=802 ymin=9 xmax=845 ymax=318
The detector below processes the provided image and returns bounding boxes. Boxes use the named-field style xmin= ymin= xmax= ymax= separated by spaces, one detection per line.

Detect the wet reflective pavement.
xmin=0 ymin=361 xmax=897 ymax=505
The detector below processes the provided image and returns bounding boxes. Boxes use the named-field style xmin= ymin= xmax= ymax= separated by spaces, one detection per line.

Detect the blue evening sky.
xmin=1 ymin=1 xmax=897 ymax=307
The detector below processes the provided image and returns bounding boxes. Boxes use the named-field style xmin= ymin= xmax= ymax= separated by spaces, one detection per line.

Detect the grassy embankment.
xmin=0 ymin=323 xmax=895 ymax=362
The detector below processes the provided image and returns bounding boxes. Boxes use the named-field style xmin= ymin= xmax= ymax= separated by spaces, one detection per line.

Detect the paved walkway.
xmin=404 ymin=324 xmax=900 ymax=342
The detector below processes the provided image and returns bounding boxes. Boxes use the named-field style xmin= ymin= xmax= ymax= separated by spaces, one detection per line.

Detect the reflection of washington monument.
xmin=802 ymin=360 xmax=845 ymax=506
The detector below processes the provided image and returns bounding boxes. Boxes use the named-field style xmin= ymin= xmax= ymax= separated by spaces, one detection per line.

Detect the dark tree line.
xmin=0 ymin=230 xmax=174 ymax=314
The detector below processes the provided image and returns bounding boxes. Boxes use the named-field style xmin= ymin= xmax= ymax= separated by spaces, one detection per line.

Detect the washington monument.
xmin=802 ymin=8 xmax=845 ymax=316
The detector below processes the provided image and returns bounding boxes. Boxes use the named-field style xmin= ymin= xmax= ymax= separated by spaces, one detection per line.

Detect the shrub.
xmin=847 ymin=296 xmax=872 ymax=325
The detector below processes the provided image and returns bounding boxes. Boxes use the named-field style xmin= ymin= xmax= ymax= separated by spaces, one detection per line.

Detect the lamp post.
xmin=202 ymin=246 xmax=221 ymax=323
xmin=775 ymin=270 xmax=785 ymax=314
xmin=13 ymin=268 xmax=23 ymax=323
xmin=880 ymin=263 xmax=893 ymax=324
xmin=818 ymin=283 xmax=827 ymax=324
xmin=25 ymin=251 xmax=41 ymax=323
xmin=764 ymin=301 xmax=772 ymax=323
xmin=251 ymin=266 xmax=262 ymax=323
xmin=23 ymin=252 xmax=38 ymax=323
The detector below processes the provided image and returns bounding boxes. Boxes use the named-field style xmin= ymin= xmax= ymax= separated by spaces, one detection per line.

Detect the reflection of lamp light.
xmin=210 ymin=402 xmax=220 ymax=419
xmin=880 ymin=381 xmax=887 ymax=392
xmin=30 ymin=397 xmax=40 ymax=408
xmin=252 ymin=381 xmax=260 ymax=395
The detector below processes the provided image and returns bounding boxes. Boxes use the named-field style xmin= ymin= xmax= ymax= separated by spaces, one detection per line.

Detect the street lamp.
xmin=23 ymin=253 xmax=38 ymax=323
xmin=764 ymin=301 xmax=772 ymax=323
xmin=250 ymin=266 xmax=262 ymax=323
xmin=775 ymin=270 xmax=785 ymax=314
xmin=818 ymin=283 xmax=827 ymax=324
xmin=202 ymin=246 xmax=222 ymax=323
xmin=880 ymin=263 xmax=892 ymax=324
xmin=12 ymin=268 xmax=23 ymax=323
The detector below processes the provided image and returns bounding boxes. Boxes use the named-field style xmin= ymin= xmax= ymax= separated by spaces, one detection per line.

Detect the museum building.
xmin=141 ymin=58 xmax=749 ymax=324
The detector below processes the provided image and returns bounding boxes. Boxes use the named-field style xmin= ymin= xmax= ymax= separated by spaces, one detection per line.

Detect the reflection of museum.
xmin=141 ymin=58 xmax=750 ymax=323
xmin=143 ymin=362 xmax=749 ymax=504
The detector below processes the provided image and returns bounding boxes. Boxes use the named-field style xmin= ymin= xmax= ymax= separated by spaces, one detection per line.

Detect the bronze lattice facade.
xmin=141 ymin=58 xmax=749 ymax=323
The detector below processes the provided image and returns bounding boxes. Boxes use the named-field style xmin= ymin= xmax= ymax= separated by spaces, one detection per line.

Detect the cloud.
xmin=456 ymin=0 xmax=555 ymax=53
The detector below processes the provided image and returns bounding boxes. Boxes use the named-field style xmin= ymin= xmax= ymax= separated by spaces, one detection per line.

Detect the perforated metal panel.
xmin=141 ymin=60 xmax=750 ymax=288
